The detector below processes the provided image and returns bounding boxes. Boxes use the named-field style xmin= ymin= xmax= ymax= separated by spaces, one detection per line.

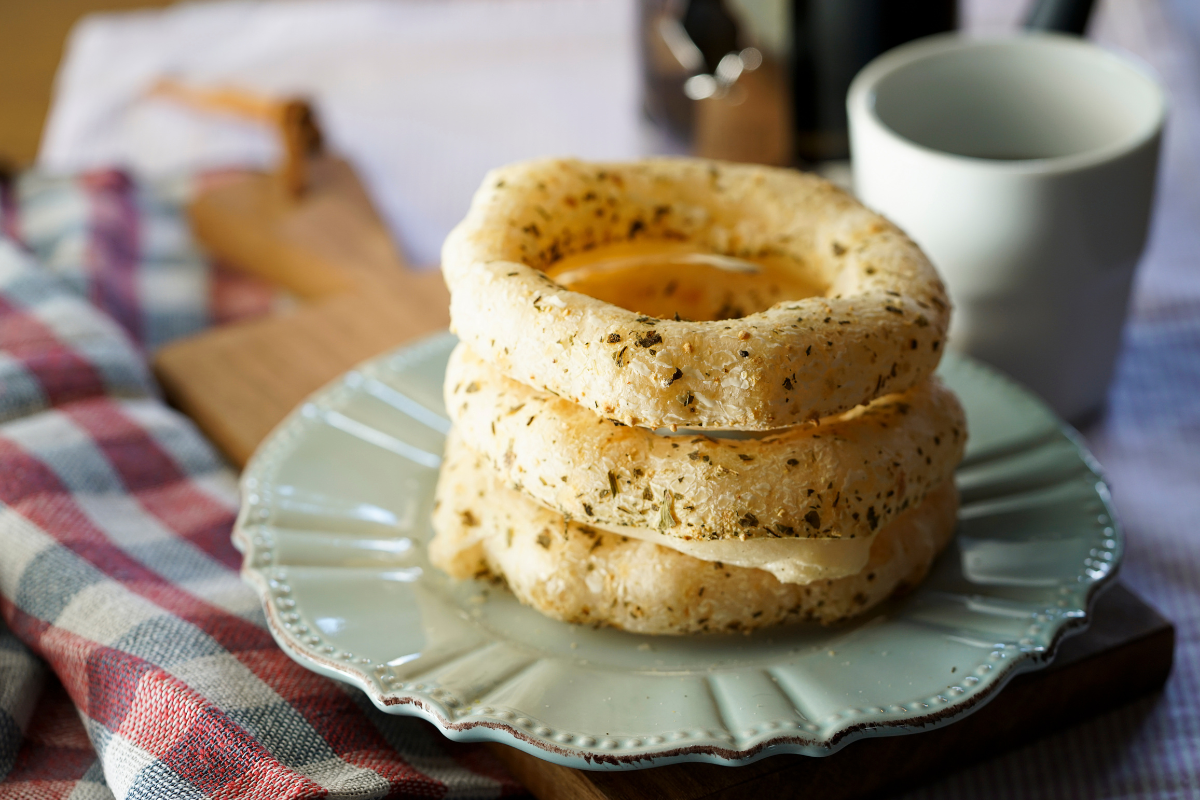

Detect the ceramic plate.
xmin=234 ymin=332 xmax=1121 ymax=769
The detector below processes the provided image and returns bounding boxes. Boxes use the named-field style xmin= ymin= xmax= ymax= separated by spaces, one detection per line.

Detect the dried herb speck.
xmin=635 ymin=330 xmax=662 ymax=348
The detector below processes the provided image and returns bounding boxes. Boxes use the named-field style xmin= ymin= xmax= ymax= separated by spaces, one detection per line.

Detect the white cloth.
xmin=39 ymin=0 xmax=641 ymax=266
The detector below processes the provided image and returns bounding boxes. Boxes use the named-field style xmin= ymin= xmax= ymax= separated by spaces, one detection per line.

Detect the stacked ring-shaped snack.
xmin=431 ymin=158 xmax=967 ymax=635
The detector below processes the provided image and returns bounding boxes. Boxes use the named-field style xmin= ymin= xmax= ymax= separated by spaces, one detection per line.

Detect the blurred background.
xmin=3 ymin=0 xmax=1190 ymax=268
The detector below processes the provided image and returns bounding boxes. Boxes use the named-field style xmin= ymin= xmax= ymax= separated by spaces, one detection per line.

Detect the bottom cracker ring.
xmin=431 ymin=430 xmax=959 ymax=635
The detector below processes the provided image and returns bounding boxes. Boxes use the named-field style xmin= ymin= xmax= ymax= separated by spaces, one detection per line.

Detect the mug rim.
xmin=847 ymin=32 xmax=1168 ymax=175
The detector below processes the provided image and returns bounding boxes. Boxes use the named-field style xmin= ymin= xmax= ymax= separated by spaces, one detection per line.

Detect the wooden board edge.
xmin=486 ymin=743 xmax=612 ymax=800
xmin=487 ymin=585 xmax=1173 ymax=800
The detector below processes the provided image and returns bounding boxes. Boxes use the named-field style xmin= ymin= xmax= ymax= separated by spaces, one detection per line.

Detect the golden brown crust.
xmin=430 ymin=432 xmax=960 ymax=634
xmin=442 ymin=157 xmax=951 ymax=430
xmin=445 ymin=343 xmax=966 ymax=541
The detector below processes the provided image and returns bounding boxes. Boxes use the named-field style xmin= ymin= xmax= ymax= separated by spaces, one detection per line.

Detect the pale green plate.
xmin=233 ymin=332 xmax=1121 ymax=770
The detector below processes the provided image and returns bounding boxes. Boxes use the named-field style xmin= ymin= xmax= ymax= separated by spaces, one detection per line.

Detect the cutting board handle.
xmin=150 ymin=79 xmax=323 ymax=197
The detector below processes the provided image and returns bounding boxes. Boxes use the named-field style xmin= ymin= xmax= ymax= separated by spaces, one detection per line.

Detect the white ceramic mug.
xmin=847 ymin=33 xmax=1166 ymax=422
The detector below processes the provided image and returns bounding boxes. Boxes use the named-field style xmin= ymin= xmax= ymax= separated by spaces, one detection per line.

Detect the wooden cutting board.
xmin=154 ymin=158 xmax=1174 ymax=800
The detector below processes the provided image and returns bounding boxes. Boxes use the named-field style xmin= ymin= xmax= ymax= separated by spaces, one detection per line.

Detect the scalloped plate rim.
xmin=234 ymin=330 xmax=1122 ymax=770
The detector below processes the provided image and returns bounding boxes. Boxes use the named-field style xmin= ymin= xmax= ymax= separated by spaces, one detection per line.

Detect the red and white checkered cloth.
xmin=4 ymin=2 xmax=1200 ymax=791
xmin=0 ymin=172 xmax=526 ymax=799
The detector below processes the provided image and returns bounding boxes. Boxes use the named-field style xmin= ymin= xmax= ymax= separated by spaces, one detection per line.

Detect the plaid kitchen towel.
xmin=0 ymin=183 xmax=525 ymax=798
xmin=5 ymin=169 xmax=282 ymax=353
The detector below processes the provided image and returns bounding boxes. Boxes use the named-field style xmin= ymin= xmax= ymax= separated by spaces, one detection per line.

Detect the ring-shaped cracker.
xmin=442 ymin=158 xmax=951 ymax=429
xmin=430 ymin=432 xmax=960 ymax=633
xmin=445 ymin=344 xmax=966 ymax=542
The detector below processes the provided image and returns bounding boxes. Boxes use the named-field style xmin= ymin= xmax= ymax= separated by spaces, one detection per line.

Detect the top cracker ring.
xmin=442 ymin=158 xmax=950 ymax=429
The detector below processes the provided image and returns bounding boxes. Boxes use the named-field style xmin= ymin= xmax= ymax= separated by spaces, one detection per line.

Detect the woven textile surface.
xmin=0 ymin=173 xmax=525 ymax=799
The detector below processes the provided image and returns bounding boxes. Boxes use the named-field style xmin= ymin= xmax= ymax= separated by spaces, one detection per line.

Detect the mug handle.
xmin=1024 ymin=0 xmax=1097 ymax=35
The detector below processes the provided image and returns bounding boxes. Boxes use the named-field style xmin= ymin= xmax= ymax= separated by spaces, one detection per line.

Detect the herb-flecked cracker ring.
xmin=430 ymin=430 xmax=960 ymax=633
xmin=445 ymin=344 xmax=966 ymax=542
xmin=441 ymin=157 xmax=951 ymax=429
